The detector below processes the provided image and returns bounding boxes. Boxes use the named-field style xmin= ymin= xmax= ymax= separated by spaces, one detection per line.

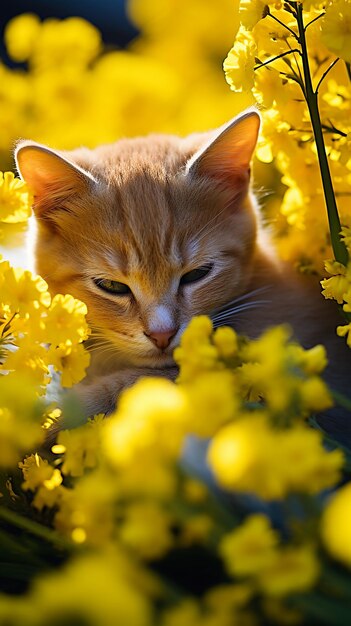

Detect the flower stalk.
xmin=295 ymin=3 xmax=348 ymax=266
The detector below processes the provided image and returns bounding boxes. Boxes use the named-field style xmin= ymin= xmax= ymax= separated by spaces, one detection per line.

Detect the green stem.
xmin=0 ymin=505 xmax=72 ymax=550
xmin=296 ymin=4 xmax=348 ymax=266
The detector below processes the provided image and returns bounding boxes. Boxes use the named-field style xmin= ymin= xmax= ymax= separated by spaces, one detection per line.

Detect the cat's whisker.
xmin=211 ymin=299 xmax=271 ymax=323
xmin=211 ymin=286 xmax=271 ymax=316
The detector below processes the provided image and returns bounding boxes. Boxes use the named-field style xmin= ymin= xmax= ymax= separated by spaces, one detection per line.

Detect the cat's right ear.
xmin=15 ymin=141 xmax=97 ymax=216
xmin=186 ymin=108 xmax=260 ymax=189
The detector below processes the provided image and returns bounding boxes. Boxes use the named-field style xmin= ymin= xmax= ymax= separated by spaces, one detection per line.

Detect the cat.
xmin=15 ymin=108 xmax=351 ymax=446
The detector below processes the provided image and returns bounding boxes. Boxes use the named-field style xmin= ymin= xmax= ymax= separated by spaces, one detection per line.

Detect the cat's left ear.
xmin=15 ymin=141 xmax=97 ymax=215
xmin=186 ymin=108 xmax=260 ymax=187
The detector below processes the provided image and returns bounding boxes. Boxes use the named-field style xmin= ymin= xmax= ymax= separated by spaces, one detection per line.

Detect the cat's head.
xmin=15 ymin=109 xmax=260 ymax=367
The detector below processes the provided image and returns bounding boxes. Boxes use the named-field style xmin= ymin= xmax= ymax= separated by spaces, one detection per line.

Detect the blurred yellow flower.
xmin=55 ymin=418 xmax=102 ymax=477
xmin=257 ymin=545 xmax=320 ymax=597
xmin=28 ymin=549 xmax=154 ymax=626
xmin=29 ymin=17 xmax=101 ymax=70
xmin=321 ymin=0 xmax=351 ymax=62
xmin=321 ymin=483 xmax=351 ymax=566
xmin=119 ymin=502 xmax=173 ymax=559
xmin=220 ymin=514 xmax=279 ymax=577
xmin=4 ymin=13 xmax=41 ymax=62
xmin=103 ymin=378 xmax=189 ymax=467
xmin=0 ymin=375 xmax=44 ymax=467
xmin=208 ymin=415 xmax=342 ymax=500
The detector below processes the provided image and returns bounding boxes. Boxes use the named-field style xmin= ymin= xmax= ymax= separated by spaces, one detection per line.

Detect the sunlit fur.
xmin=16 ymin=112 xmax=351 ymax=438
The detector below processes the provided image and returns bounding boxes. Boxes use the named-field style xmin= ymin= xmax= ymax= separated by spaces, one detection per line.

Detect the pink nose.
xmin=145 ymin=328 xmax=178 ymax=350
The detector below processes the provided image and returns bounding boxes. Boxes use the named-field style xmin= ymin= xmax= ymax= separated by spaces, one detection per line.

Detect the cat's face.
xmin=16 ymin=110 xmax=260 ymax=367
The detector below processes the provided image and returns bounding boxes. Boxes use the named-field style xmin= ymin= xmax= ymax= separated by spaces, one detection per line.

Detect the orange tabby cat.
xmin=15 ymin=109 xmax=351 ymax=443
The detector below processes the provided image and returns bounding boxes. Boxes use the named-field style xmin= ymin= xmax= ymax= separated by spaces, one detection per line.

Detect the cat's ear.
xmin=15 ymin=141 xmax=97 ymax=216
xmin=186 ymin=108 xmax=260 ymax=187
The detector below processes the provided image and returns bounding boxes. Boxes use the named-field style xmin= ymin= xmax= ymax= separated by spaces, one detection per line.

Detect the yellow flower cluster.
xmin=225 ymin=0 xmax=351 ymax=273
xmin=220 ymin=514 xmax=319 ymax=596
xmin=176 ymin=318 xmax=342 ymax=500
xmin=0 ymin=173 xmax=90 ymax=465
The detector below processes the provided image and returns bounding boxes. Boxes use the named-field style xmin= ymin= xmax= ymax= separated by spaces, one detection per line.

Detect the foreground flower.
xmin=220 ymin=514 xmax=279 ymax=577
xmin=257 ymin=545 xmax=320 ymax=597
xmin=0 ymin=171 xmax=33 ymax=223
xmin=208 ymin=415 xmax=343 ymax=500
xmin=321 ymin=483 xmax=351 ymax=567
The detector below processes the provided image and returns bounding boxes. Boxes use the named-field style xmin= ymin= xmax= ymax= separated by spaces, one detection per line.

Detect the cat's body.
xmin=15 ymin=110 xmax=351 ymax=445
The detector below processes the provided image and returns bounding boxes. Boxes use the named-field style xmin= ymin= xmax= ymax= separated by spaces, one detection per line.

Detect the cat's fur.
xmin=15 ymin=109 xmax=351 ymax=444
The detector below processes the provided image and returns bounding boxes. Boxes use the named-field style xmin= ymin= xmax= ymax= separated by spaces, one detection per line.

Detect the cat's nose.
xmin=144 ymin=328 xmax=178 ymax=350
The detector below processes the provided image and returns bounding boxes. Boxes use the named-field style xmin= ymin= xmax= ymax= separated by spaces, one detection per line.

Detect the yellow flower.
xmin=341 ymin=225 xmax=351 ymax=252
xmin=49 ymin=341 xmax=90 ymax=387
xmin=0 ymin=172 xmax=32 ymax=224
xmin=103 ymin=378 xmax=189 ymax=467
xmin=278 ymin=426 xmax=343 ymax=494
xmin=29 ymin=17 xmax=102 ymax=70
xmin=342 ymin=289 xmax=351 ymax=313
xmin=3 ymin=338 xmax=51 ymax=390
xmin=213 ymin=326 xmax=238 ymax=359
xmin=322 ymin=259 xmax=351 ymax=302
xmin=54 ymin=471 xmax=115 ymax=546
xmin=119 ymin=502 xmax=173 ymax=559
xmin=44 ymin=293 xmax=90 ymax=346
xmin=55 ymin=418 xmax=102 ymax=477
xmin=28 ymin=549 xmax=153 ymax=626
xmin=299 ymin=376 xmax=333 ymax=413
xmin=20 ymin=453 xmax=62 ymax=490
xmin=257 ymin=545 xmax=320 ymax=597
xmin=209 ymin=414 xmax=342 ymax=499
xmin=174 ymin=316 xmax=222 ymax=383
xmin=183 ymin=370 xmax=239 ymax=438
xmin=1 ymin=266 xmax=50 ymax=316
xmin=240 ymin=0 xmax=268 ymax=30
xmin=0 ymin=374 xmax=44 ymax=467
xmin=4 ymin=13 xmax=41 ymax=62
xmin=337 ymin=322 xmax=351 ymax=346
xmin=205 ymin=583 xmax=253 ymax=611
xmin=219 ymin=514 xmax=279 ymax=577
xmin=289 ymin=343 xmax=328 ymax=375
xmin=207 ymin=414 xmax=287 ymax=500
xmin=321 ymin=0 xmax=351 ymax=62
xmin=19 ymin=453 xmax=63 ymax=510
xmin=224 ymin=26 xmax=256 ymax=93
xmin=321 ymin=482 xmax=351 ymax=566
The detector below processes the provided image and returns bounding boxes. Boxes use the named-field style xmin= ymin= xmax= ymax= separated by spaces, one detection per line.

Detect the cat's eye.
xmin=93 ymin=278 xmax=131 ymax=295
xmin=180 ymin=264 xmax=213 ymax=286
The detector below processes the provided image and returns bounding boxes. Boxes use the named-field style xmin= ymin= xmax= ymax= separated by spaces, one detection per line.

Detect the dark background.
xmin=0 ymin=0 xmax=138 ymax=64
